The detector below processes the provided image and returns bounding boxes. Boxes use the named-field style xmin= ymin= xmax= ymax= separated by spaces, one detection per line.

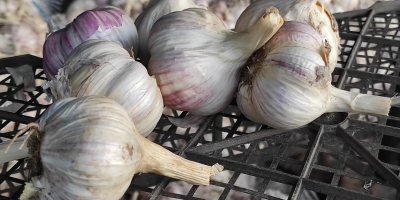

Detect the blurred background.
xmin=0 ymin=0 xmax=394 ymax=59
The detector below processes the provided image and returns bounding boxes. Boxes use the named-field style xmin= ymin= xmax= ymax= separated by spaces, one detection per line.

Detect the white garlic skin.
xmin=45 ymin=40 xmax=163 ymax=137
xmin=235 ymin=0 xmax=340 ymax=73
xmin=237 ymin=21 xmax=391 ymax=129
xmin=35 ymin=96 xmax=140 ymax=200
xmin=237 ymin=21 xmax=332 ymax=129
xmin=135 ymin=0 xmax=203 ymax=65
xmin=148 ymin=8 xmax=283 ymax=120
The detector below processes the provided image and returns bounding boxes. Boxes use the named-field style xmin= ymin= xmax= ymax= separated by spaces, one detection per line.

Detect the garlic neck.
xmin=136 ymin=135 xmax=222 ymax=185
xmin=234 ymin=7 xmax=283 ymax=53
xmin=326 ymin=86 xmax=391 ymax=116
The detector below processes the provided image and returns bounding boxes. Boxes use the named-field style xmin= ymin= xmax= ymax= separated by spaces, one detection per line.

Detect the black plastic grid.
xmin=0 ymin=1 xmax=400 ymax=200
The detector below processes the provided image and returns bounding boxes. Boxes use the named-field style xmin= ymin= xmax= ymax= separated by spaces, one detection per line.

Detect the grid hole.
xmin=234 ymin=173 xmax=263 ymax=191
xmin=193 ymin=185 xmax=225 ymax=199
xmin=264 ymin=181 xmax=292 ymax=200
xmin=338 ymin=175 xmax=365 ymax=192
xmin=370 ymin=182 xmax=398 ymax=200
xmin=227 ymin=189 xmax=253 ymax=199
xmin=316 ymin=152 xmax=339 ymax=169
xmin=301 ymin=189 xmax=326 ymax=200
xmin=310 ymin=169 xmax=334 ymax=184
xmin=381 ymin=135 xmax=400 ymax=149
xmin=378 ymin=149 xmax=400 ymax=166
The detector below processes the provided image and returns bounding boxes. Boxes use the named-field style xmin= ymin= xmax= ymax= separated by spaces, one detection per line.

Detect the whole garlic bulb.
xmin=43 ymin=39 xmax=163 ymax=137
xmin=148 ymin=7 xmax=283 ymax=127
xmin=235 ymin=0 xmax=340 ymax=73
xmin=43 ymin=6 xmax=139 ymax=80
xmin=237 ymin=21 xmax=392 ymax=129
xmin=18 ymin=96 xmax=222 ymax=200
xmin=135 ymin=0 xmax=204 ymax=65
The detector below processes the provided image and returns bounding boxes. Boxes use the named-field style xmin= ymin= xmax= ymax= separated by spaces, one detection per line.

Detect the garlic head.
xmin=235 ymin=0 xmax=340 ymax=73
xmin=135 ymin=0 xmax=204 ymax=65
xmin=148 ymin=7 xmax=283 ymax=127
xmin=43 ymin=39 xmax=163 ymax=137
xmin=237 ymin=21 xmax=392 ymax=130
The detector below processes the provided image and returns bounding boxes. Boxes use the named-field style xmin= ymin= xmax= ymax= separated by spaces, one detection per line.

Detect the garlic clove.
xmin=43 ymin=6 xmax=139 ymax=80
xmin=43 ymin=39 xmax=163 ymax=137
xmin=148 ymin=7 xmax=283 ymax=128
xmin=235 ymin=0 xmax=340 ymax=73
xmin=135 ymin=0 xmax=204 ymax=65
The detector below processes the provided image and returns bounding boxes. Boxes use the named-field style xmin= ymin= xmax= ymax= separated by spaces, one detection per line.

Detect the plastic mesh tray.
xmin=1 ymin=1 xmax=400 ymax=200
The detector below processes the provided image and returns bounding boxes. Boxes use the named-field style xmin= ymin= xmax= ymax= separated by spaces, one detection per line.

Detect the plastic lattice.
xmin=1 ymin=2 xmax=400 ymax=200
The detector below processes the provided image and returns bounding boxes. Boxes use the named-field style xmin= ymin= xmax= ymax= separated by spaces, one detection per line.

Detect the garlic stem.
xmin=236 ymin=7 xmax=283 ymax=52
xmin=138 ymin=135 xmax=223 ymax=185
xmin=0 ymin=135 xmax=29 ymax=164
xmin=327 ymin=86 xmax=392 ymax=115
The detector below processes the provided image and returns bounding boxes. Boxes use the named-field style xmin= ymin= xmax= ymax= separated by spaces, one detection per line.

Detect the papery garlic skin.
xmin=135 ymin=0 xmax=203 ymax=65
xmin=43 ymin=39 xmax=163 ymax=137
xmin=20 ymin=96 xmax=223 ymax=199
xmin=43 ymin=6 xmax=139 ymax=80
xmin=235 ymin=0 xmax=340 ymax=73
xmin=31 ymin=96 xmax=140 ymax=200
xmin=237 ymin=22 xmax=391 ymax=130
xmin=148 ymin=7 xmax=283 ymax=127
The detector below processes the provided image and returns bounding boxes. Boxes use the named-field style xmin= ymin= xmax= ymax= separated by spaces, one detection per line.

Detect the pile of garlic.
xmin=0 ymin=0 xmax=393 ymax=59
xmin=0 ymin=0 xmax=48 ymax=58
xmin=2 ymin=0 xmax=399 ymax=200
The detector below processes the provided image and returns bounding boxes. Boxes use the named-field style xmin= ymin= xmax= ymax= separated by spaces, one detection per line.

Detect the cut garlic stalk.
xmin=43 ymin=39 xmax=163 ymax=137
xmin=5 ymin=96 xmax=223 ymax=200
xmin=148 ymin=7 xmax=283 ymax=128
xmin=237 ymin=21 xmax=392 ymax=129
xmin=135 ymin=0 xmax=204 ymax=65
xmin=236 ymin=0 xmax=340 ymax=73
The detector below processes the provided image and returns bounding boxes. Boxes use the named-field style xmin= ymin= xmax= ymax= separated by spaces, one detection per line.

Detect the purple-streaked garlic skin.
xmin=237 ymin=21 xmax=392 ymax=130
xmin=147 ymin=8 xmax=283 ymax=127
xmin=135 ymin=0 xmax=203 ymax=65
xmin=43 ymin=6 xmax=138 ymax=80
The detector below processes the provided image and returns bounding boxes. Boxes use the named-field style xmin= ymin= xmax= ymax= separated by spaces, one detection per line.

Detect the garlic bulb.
xmin=43 ymin=39 xmax=163 ymax=137
xmin=43 ymin=6 xmax=139 ymax=80
xmin=135 ymin=0 xmax=203 ymax=65
xmin=237 ymin=21 xmax=393 ymax=130
xmin=235 ymin=0 xmax=340 ymax=73
xmin=11 ymin=96 xmax=222 ymax=200
xmin=148 ymin=7 xmax=283 ymax=127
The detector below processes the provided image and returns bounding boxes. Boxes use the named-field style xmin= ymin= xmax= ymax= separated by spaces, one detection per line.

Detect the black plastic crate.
xmin=1 ymin=1 xmax=400 ymax=200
